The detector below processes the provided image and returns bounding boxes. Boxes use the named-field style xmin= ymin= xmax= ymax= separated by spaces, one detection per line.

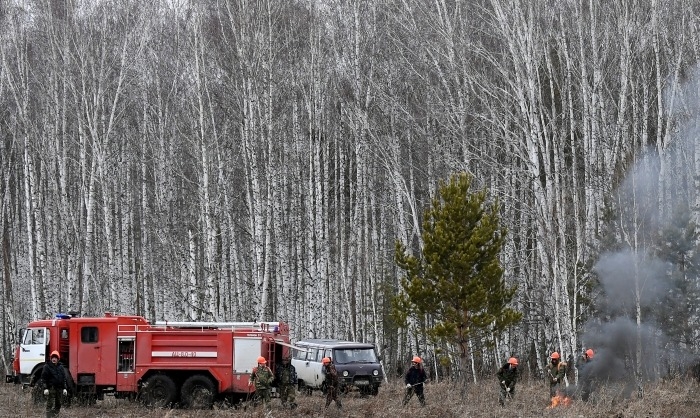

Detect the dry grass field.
xmin=0 ymin=378 xmax=698 ymax=418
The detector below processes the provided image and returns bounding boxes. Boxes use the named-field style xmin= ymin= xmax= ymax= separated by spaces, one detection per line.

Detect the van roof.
xmin=295 ymin=339 xmax=375 ymax=348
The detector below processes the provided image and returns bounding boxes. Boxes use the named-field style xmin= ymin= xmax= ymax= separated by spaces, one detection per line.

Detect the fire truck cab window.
xmin=81 ymin=326 xmax=99 ymax=343
xmin=60 ymin=329 xmax=68 ymax=339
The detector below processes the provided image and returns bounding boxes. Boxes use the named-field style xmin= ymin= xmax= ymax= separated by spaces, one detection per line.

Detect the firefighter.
xmin=402 ymin=356 xmax=427 ymax=407
xmin=249 ymin=356 xmax=274 ymax=409
xmin=322 ymin=357 xmax=342 ymax=409
xmin=547 ymin=351 xmax=567 ymax=398
xmin=497 ymin=357 xmax=519 ymax=406
xmin=578 ymin=348 xmax=595 ymax=401
xmin=275 ymin=355 xmax=297 ymax=409
xmin=41 ymin=351 xmax=68 ymax=418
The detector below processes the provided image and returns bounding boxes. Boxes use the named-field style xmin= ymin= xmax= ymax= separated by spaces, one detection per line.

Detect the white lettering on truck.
xmin=151 ymin=351 xmax=217 ymax=358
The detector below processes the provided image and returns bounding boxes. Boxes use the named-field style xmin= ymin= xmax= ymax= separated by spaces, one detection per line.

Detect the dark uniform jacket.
xmin=404 ymin=365 xmax=427 ymax=386
xmin=41 ymin=361 xmax=67 ymax=390
xmin=496 ymin=363 xmax=518 ymax=389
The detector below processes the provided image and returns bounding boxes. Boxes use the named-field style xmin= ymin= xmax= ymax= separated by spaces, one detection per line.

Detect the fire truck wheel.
xmin=61 ymin=365 xmax=76 ymax=407
xmin=30 ymin=376 xmax=47 ymax=405
xmin=181 ymin=375 xmax=216 ymax=409
xmin=141 ymin=374 xmax=177 ymax=408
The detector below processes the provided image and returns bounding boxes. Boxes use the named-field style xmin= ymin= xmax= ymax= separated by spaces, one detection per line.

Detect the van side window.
xmin=293 ymin=348 xmax=306 ymax=360
xmin=81 ymin=327 xmax=99 ymax=343
xmin=308 ymin=348 xmax=317 ymax=361
xmin=317 ymin=349 xmax=325 ymax=362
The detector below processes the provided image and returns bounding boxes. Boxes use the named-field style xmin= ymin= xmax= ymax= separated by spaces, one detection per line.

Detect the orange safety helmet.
xmin=550 ymin=352 xmax=560 ymax=360
xmin=322 ymin=357 xmax=331 ymax=365
xmin=412 ymin=356 xmax=422 ymax=364
xmin=50 ymin=350 xmax=60 ymax=360
xmin=257 ymin=356 xmax=267 ymax=364
xmin=585 ymin=349 xmax=594 ymax=359
xmin=507 ymin=357 xmax=518 ymax=366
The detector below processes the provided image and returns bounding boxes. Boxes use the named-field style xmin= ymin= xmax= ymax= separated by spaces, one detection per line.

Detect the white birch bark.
xmin=1 ymin=19 xmax=47 ymax=318
xmin=187 ymin=227 xmax=198 ymax=320
xmin=191 ymin=16 xmax=218 ymax=320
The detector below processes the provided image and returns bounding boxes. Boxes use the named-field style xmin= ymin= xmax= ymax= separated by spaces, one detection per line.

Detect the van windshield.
xmin=333 ymin=348 xmax=378 ymax=364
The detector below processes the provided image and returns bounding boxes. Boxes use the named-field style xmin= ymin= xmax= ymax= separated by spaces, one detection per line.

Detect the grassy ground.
xmin=0 ymin=378 xmax=697 ymax=418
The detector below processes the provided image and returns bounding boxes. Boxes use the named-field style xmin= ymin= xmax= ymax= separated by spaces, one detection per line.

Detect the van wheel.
xmin=298 ymin=380 xmax=312 ymax=396
xmin=141 ymin=374 xmax=177 ymax=408
xmin=181 ymin=375 xmax=215 ymax=409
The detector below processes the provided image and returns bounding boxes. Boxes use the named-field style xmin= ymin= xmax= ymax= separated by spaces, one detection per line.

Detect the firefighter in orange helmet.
xmin=275 ymin=354 xmax=297 ymax=409
xmin=577 ymin=348 xmax=595 ymax=401
xmin=322 ymin=357 xmax=342 ymax=409
xmin=496 ymin=357 xmax=519 ymax=406
xmin=41 ymin=351 xmax=68 ymax=418
xmin=249 ymin=356 xmax=274 ymax=409
xmin=547 ymin=352 xmax=567 ymax=398
xmin=403 ymin=356 xmax=427 ymax=406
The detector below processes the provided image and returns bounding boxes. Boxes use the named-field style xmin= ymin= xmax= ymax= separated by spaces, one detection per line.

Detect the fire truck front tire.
xmin=140 ymin=374 xmax=177 ymax=408
xmin=30 ymin=376 xmax=46 ymax=405
xmin=180 ymin=375 xmax=216 ymax=409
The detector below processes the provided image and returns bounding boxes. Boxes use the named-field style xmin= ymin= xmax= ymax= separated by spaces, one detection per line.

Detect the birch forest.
xmin=2 ymin=0 xmax=700 ymax=383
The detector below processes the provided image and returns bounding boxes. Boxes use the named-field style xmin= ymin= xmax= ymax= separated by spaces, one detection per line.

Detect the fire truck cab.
xmin=6 ymin=313 xmax=292 ymax=408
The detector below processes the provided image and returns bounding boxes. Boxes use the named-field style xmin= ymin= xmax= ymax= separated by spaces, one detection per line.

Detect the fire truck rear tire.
xmin=181 ymin=374 xmax=215 ymax=409
xmin=61 ymin=365 xmax=76 ymax=407
xmin=141 ymin=374 xmax=177 ymax=408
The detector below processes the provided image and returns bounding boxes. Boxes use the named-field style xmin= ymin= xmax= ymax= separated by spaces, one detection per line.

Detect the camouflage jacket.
xmin=275 ymin=363 xmax=298 ymax=386
xmin=546 ymin=361 xmax=567 ymax=384
xmin=251 ymin=365 xmax=274 ymax=389
xmin=323 ymin=364 xmax=339 ymax=388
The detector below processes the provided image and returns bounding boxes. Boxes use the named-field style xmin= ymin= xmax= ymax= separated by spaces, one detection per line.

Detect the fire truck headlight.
xmin=373 ymin=370 xmax=379 ymax=376
xmin=342 ymin=371 xmax=349 ymax=377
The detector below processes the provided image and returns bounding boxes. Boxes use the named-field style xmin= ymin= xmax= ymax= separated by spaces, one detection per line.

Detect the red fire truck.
xmin=5 ymin=312 xmax=293 ymax=408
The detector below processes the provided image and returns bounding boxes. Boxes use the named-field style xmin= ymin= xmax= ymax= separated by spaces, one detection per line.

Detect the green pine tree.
xmin=393 ymin=172 xmax=521 ymax=392
xmin=652 ymin=206 xmax=700 ymax=349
